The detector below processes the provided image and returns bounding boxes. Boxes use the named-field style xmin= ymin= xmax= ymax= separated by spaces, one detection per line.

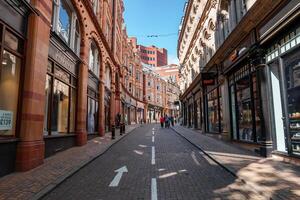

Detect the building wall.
xmin=138 ymin=45 xmax=168 ymax=67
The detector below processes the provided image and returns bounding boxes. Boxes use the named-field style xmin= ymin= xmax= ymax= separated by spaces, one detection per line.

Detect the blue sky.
xmin=123 ymin=0 xmax=186 ymax=64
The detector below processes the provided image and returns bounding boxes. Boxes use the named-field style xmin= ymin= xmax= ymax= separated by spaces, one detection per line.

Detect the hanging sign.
xmin=0 ymin=110 xmax=13 ymax=130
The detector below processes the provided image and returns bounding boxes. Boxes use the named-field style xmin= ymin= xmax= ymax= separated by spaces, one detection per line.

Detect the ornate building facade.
xmin=179 ymin=0 xmax=300 ymax=159
xmin=0 ymin=0 xmax=180 ymax=177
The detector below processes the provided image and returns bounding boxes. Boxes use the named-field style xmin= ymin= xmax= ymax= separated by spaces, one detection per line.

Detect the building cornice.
xmin=180 ymin=0 xmax=215 ymax=68
xmin=177 ymin=0 xmax=193 ymax=57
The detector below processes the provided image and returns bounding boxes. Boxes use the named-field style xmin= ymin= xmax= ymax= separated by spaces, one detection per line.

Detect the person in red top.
xmin=160 ymin=116 xmax=165 ymax=128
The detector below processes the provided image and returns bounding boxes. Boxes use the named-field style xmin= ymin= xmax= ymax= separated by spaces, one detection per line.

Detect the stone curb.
xmin=32 ymin=125 xmax=141 ymax=200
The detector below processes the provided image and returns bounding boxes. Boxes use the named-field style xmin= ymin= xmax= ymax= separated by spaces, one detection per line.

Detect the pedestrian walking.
xmin=160 ymin=116 xmax=165 ymax=128
xmin=164 ymin=115 xmax=170 ymax=128
xmin=170 ymin=116 xmax=174 ymax=126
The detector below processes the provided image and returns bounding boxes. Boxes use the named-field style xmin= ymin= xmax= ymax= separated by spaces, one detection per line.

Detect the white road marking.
xmin=151 ymin=146 xmax=155 ymax=165
xmin=152 ymin=136 xmax=155 ymax=143
xmin=199 ymin=151 xmax=217 ymax=166
xmin=109 ymin=166 xmax=128 ymax=187
xmin=191 ymin=151 xmax=200 ymax=166
xmin=159 ymin=172 xmax=177 ymax=179
xmin=151 ymin=178 xmax=158 ymax=200
xmin=152 ymin=131 xmax=155 ymax=135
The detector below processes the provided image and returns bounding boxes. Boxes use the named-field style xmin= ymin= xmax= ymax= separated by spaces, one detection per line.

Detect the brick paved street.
xmin=172 ymin=125 xmax=300 ymax=200
xmin=0 ymin=125 xmax=139 ymax=200
xmin=42 ymin=124 xmax=263 ymax=200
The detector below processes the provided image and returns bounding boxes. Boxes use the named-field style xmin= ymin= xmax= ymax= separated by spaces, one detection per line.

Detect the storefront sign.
xmin=0 ymin=110 xmax=13 ymax=130
xmin=49 ymin=41 xmax=77 ymax=76
xmin=201 ymin=72 xmax=216 ymax=86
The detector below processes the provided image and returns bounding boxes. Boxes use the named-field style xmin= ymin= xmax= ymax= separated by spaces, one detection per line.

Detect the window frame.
xmin=52 ymin=0 xmax=81 ymax=55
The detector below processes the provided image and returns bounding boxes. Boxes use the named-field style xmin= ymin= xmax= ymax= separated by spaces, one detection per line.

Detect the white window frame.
xmin=52 ymin=0 xmax=80 ymax=55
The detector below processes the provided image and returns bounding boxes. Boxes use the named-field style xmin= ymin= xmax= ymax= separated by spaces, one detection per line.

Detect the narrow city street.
xmin=41 ymin=124 xmax=246 ymax=200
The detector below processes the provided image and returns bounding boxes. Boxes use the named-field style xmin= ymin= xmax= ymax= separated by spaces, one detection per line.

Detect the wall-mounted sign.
xmin=0 ymin=110 xmax=13 ymax=131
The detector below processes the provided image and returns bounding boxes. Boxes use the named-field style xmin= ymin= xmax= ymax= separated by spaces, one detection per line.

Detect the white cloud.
xmin=168 ymin=55 xmax=179 ymax=65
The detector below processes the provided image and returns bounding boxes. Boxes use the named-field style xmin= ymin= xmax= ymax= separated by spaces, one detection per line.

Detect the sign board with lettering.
xmin=0 ymin=110 xmax=13 ymax=131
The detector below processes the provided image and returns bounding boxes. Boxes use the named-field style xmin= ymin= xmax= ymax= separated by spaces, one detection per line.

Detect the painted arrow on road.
xmin=109 ymin=166 xmax=128 ymax=187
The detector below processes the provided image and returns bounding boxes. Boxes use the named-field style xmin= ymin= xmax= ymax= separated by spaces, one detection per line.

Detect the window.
xmin=129 ymin=82 xmax=132 ymax=92
xmin=0 ymin=28 xmax=23 ymax=136
xmin=52 ymin=0 xmax=80 ymax=55
xmin=87 ymin=88 xmax=99 ymax=133
xmin=91 ymin=0 xmax=98 ymax=15
xmin=129 ymin=64 xmax=133 ymax=76
xmin=44 ymin=61 xmax=77 ymax=135
xmin=89 ymin=41 xmax=100 ymax=77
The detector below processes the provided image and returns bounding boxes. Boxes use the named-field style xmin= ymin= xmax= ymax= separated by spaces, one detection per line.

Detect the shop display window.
xmin=44 ymin=60 xmax=77 ymax=135
xmin=229 ymin=64 xmax=261 ymax=142
xmin=207 ymin=88 xmax=220 ymax=133
xmin=286 ymin=59 xmax=300 ymax=155
xmin=87 ymin=88 xmax=99 ymax=133
xmin=0 ymin=27 xmax=23 ymax=136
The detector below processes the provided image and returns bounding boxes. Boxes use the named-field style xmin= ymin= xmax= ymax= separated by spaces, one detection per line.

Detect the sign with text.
xmin=0 ymin=110 xmax=13 ymax=131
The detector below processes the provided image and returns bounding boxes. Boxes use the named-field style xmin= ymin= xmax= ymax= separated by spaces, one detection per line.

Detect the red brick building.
xmin=0 ymin=0 xmax=178 ymax=177
xmin=137 ymin=45 xmax=168 ymax=67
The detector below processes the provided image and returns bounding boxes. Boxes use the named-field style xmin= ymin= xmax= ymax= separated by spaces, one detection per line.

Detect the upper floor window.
xmin=89 ymin=41 xmax=100 ymax=77
xmin=52 ymin=0 xmax=80 ymax=55
xmin=91 ymin=0 xmax=98 ymax=15
xmin=129 ymin=64 xmax=133 ymax=76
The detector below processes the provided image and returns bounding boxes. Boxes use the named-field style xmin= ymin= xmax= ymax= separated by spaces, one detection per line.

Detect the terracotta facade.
xmin=0 ymin=0 xmax=179 ymax=177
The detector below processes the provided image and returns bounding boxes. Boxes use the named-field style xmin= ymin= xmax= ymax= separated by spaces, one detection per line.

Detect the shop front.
xmin=261 ymin=3 xmax=300 ymax=157
xmin=194 ymin=90 xmax=202 ymax=130
xmin=137 ymin=101 xmax=144 ymax=124
xmin=43 ymin=36 xmax=79 ymax=157
xmin=227 ymin=63 xmax=262 ymax=142
xmin=187 ymin=96 xmax=193 ymax=128
xmin=202 ymin=70 xmax=223 ymax=134
xmin=0 ymin=0 xmax=35 ymax=176
xmin=105 ymin=87 xmax=111 ymax=132
xmin=87 ymin=74 xmax=99 ymax=136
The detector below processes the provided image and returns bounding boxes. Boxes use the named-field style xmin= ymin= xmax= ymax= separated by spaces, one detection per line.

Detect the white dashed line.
xmin=151 ymin=146 xmax=155 ymax=165
xmin=191 ymin=151 xmax=200 ymax=166
xmin=152 ymin=136 xmax=155 ymax=143
xmin=151 ymin=178 xmax=158 ymax=200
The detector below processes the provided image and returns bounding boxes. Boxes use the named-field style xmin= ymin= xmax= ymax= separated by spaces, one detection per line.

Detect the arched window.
xmin=52 ymin=0 xmax=81 ymax=55
xmin=105 ymin=66 xmax=111 ymax=89
xmin=89 ymin=41 xmax=100 ymax=77
xmin=91 ymin=0 xmax=98 ymax=15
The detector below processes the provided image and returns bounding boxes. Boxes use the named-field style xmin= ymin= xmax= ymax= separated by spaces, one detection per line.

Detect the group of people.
xmin=160 ymin=115 xmax=175 ymax=128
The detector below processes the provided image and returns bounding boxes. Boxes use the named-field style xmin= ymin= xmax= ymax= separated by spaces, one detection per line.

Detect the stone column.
xmin=110 ymin=73 xmax=116 ymax=138
xmin=144 ymin=104 xmax=148 ymax=123
xmin=15 ymin=2 xmax=52 ymax=171
xmin=75 ymin=60 xmax=88 ymax=146
xmin=99 ymin=80 xmax=105 ymax=136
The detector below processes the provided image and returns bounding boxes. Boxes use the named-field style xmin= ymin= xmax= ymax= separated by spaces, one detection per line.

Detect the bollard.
xmin=111 ymin=124 xmax=115 ymax=139
xmin=120 ymin=123 xmax=123 ymax=135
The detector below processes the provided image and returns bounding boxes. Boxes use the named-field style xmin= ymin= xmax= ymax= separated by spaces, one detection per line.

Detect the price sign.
xmin=0 ymin=110 xmax=13 ymax=131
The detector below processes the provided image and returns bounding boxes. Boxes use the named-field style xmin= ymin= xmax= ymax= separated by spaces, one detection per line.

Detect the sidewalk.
xmin=0 ymin=124 xmax=140 ymax=200
xmin=172 ymin=125 xmax=300 ymax=200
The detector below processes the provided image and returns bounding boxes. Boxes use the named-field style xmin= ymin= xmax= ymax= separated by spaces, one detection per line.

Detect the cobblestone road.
xmin=42 ymin=124 xmax=253 ymax=200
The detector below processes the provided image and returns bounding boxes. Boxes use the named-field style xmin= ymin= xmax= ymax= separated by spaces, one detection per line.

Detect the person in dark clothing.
xmin=170 ymin=116 xmax=174 ymax=126
xmin=164 ymin=115 xmax=170 ymax=128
